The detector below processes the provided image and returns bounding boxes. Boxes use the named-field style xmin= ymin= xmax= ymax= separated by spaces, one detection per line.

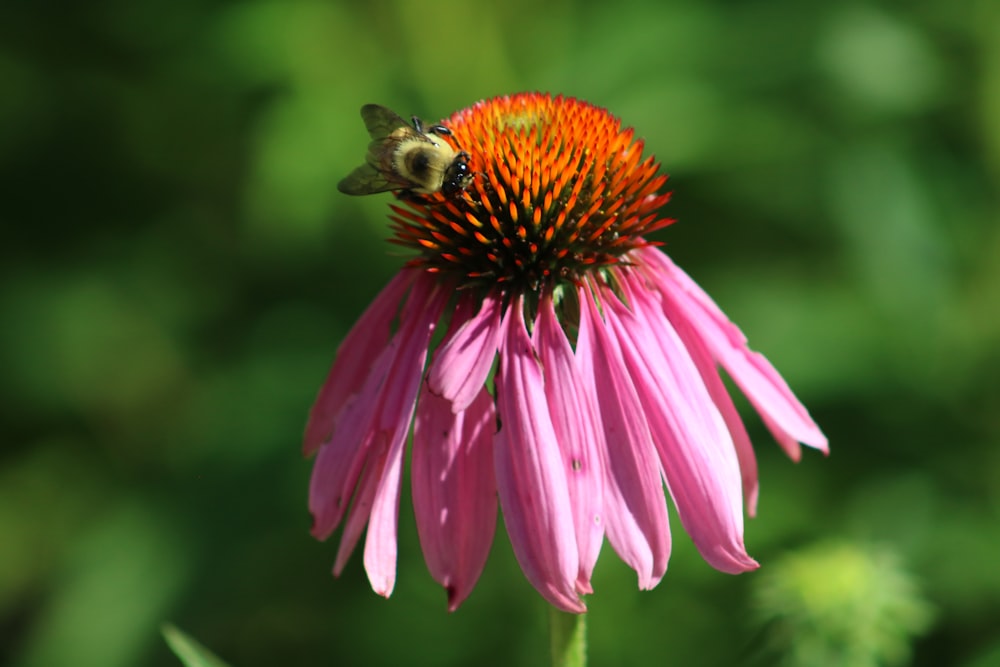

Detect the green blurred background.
xmin=2 ymin=0 xmax=999 ymax=665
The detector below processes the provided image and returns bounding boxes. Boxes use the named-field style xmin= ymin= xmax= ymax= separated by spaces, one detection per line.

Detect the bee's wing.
xmin=338 ymin=105 xmax=426 ymax=195
xmin=360 ymin=104 xmax=414 ymax=140
xmin=337 ymin=162 xmax=401 ymax=195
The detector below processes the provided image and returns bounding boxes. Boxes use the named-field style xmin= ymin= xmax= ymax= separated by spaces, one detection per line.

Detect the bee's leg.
xmin=411 ymin=116 xmax=424 ymax=132
xmin=427 ymin=124 xmax=453 ymax=137
xmin=397 ymin=188 xmax=421 ymax=202
xmin=398 ymin=188 xmax=446 ymax=205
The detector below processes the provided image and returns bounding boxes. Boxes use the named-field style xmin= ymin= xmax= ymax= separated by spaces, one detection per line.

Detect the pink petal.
xmin=494 ymin=299 xmax=585 ymax=613
xmin=412 ymin=384 xmax=498 ymax=611
xmin=363 ymin=443 xmax=404 ymax=598
xmin=691 ymin=364 xmax=761 ymax=517
xmin=760 ymin=411 xmax=803 ymax=463
xmin=309 ymin=275 xmax=445 ymax=589
xmin=333 ymin=445 xmax=383 ymax=576
xmin=638 ymin=248 xmax=828 ymax=455
xmin=623 ymin=271 xmax=760 ymax=515
xmin=533 ymin=295 xmax=605 ymax=593
xmin=578 ymin=284 xmax=671 ymax=589
xmin=364 ymin=280 xmax=449 ymax=598
xmin=304 ymin=270 xmax=416 ymax=456
xmin=309 ymin=344 xmax=394 ymax=540
xmin=608 ymin=279 xmax=757 ymax=574
xmin=309 ymin=275 xmax=442 ymax=540
xmin=426 ymin=292 xmax=503 ymax=412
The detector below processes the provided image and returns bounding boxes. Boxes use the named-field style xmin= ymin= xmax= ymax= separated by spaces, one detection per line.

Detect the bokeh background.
xmin=2 ymin=0 xmax=999 ymax=665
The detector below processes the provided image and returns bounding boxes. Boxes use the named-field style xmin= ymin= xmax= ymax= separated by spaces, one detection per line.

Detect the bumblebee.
xmin=337 ymin=104 xmax=473 ymax=198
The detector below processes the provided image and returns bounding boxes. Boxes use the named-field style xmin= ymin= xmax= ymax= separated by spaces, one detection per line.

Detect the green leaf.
xmin=162 ymin=623 xmax=232 ymax=667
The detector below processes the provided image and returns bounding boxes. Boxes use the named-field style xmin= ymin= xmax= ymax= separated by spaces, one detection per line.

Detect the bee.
xmin=337 ymin=104 xmax=473 ymax=198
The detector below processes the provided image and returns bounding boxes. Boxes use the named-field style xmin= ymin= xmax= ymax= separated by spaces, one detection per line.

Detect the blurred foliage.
xmin=754 ymin=542 xmax=934 ymax=667
xmin=162 ymin=624 xmax=230 ymax=667
xmin=1 ymin=0 xmax=998 ymax=666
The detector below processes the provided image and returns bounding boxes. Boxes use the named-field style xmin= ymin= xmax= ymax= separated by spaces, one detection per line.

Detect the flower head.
xmin=306 ymin=93 xmax=827 ymax=613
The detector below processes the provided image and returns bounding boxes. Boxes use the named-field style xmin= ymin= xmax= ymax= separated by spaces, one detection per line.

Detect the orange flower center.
xmin=389 ymin=93 xmax=674 ymax=295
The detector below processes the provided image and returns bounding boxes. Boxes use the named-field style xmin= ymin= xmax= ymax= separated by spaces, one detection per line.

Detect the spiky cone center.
xmin=389 ymin=93 xmax=674 ymax=304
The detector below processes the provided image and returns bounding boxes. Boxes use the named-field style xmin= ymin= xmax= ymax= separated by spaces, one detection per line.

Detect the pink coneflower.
xmin=305 ymin=92 xmax=827 ymax=613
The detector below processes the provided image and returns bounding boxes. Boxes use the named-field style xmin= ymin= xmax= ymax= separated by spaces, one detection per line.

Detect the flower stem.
xmin=549 ymin=607 xmax=587 ymax=667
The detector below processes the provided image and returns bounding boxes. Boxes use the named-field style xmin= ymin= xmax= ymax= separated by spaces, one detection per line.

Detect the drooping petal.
xmin=333 ymin=445 xmax=383 ymax=576
xmin=759 ymin=410 xmax=803 ymax=462
xmin=660 ymin=294 xmax=761 ymax=516
xmin=622 ymin=271 xmax=760 ymax=515
xmin=426 ymin=291 xmax=503 ymax=412
xmin=363 ymin=442 xmax=405 ymax=598
xmin=309 ymin=344 xmax=395 ymax=540
xmin=364 ymin=280 xmax=449 ymax=598
xmin=304 ymin=270 xmax=416 ymax=455
xmin=638 ymin=247 xmax=828 ymax=456
xmin=309 ymin=275 xmax=441 ymax=540
xmin=412 ymin=384 xmax=498 ymax=611
xmin=607 ymin=279 xmax=757 ymax=574
xmin=578 ymin=284 xmax=670 ymax=589
xmin=534 ymin=295 xmax=605 ymax=593
xmin=494 ymin=299 xmax=585 ymax=613
xmin=308 ymin=93 xmax=829 ymax=612
xmin=309 ymin=274 xmax=445 ymax=585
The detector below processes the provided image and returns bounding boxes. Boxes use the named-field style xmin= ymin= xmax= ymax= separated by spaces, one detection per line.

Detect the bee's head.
xmin=442 ymin=152 xmax=473 ymax=197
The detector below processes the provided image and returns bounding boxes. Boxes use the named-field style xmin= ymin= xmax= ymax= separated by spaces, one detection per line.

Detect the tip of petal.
xmin=442 ymin=571 xmax=486 ymax=613
xmin=711 ymin=551 xmax=759 ymax=575
xmin=310 ymin=516 xmax=333 ymax=541
xmin=636 ymin=571 xmax=665 ymax=591
xmin=745 ymin=486 xmax=760 ymax=519
xmin=446 ymin=585 xmax=466 ymax=613
xmin=787 ymin=419 xmax=829 ymax=456
xmin=302 ymin=425 xmax=329 ymax=458
xmin=812 ymin=433 xmax=831 ymax=455
xmin=369 ymin=573 xmax=395 ymax=599
xmin=556 ymin=597 xmax=589 ymax=614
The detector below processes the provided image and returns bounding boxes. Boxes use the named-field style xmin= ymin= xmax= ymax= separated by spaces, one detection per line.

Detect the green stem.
xmin=549 ymin=607 xmax=587 ymax=667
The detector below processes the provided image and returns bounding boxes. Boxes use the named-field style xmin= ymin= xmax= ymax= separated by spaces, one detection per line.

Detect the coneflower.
xmin=305 ymin=92 xmax=827 ymax=613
